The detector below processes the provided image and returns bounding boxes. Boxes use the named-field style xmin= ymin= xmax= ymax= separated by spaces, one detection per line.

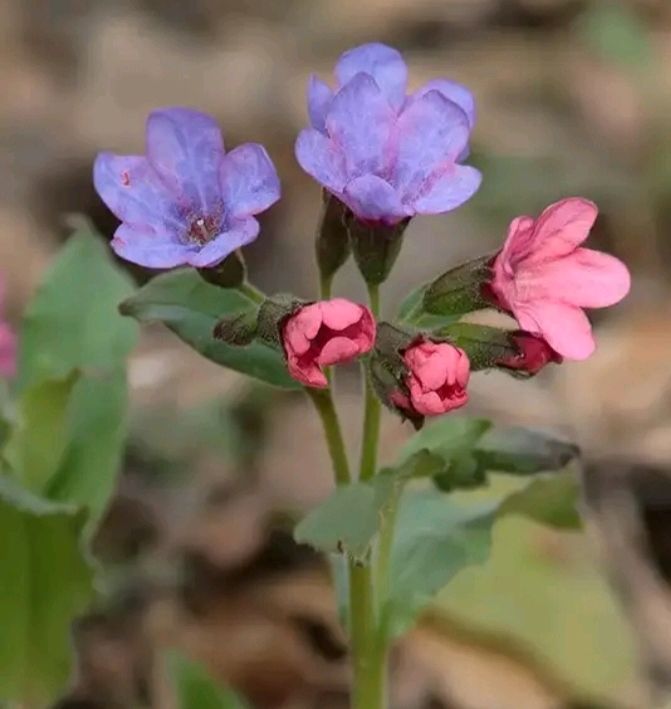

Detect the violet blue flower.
xmin=94 ymin=107 xmax=281 ymax=268
xmin=296 ymin=43 xmax=481 ymax=225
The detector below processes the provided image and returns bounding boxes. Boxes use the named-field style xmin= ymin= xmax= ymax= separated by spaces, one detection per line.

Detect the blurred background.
xmin=3 ymin=0 xmax=671 ymax=707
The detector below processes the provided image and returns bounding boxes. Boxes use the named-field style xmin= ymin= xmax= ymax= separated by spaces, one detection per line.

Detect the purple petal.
xmin=325 ymin=73 xmax=395 ymax=178
xmin=412 ymin=165 xmax=482 ymax=215
xmin=219 ymin=143 xmax=281 ymax=218
xmin=187 ymin=218 xmax=260 ymax=268
xmin=295 ymin=129 xmax=348 ymax=193
xmin=335 ymin=43 xmax=408 ymax=111
xmin=145 ymin=107 xmax=225 ymax=214
xmin=410 ymin=79 xmax=476 ymax=128
xmin=308 ymin=75 xmax=334 ymax=133
xmin=93 ymin=152 xmax=185 ymax=234
xmin=342 ymin=174 xmax=409 ymax=223
xmin=392 ymin=90 xmax=471 ymax=203
xmin=110 ymin=223 xmax=192 ymax=268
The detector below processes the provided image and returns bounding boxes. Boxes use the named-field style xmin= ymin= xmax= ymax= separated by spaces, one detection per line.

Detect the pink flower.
xmin=282 ymin=298 xmax=376 ymax=388
xmin=498 ymin=331 xmax=562 ymax=375
xmin=488 ymin=197 xmax=631 ymax=360
xmin=394 ymin=339 xmax=470 ymax=417
xmin=0 ymin=322 xmax=16 ymax=378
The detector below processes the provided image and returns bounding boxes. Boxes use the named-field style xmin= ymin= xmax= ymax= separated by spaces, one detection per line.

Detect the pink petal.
xmin=523 ymin=197 xmax=598 ymax=266
xmin=514 ymin=299 xmax=596 ymax=360
xmin=519 ymin=247 xmax=631 ymax=308
xmin=284 ymin=304 xmax=323 ymax=355
xmin=497 ymin=215 xmax=535 ymax=270
xmin=318 ymin=336 xmax=360 ymax=366
xmin=287 ymin=356 xmax=328 ymax=388
xmin=319 ymin=298 xmax=363 ymax=331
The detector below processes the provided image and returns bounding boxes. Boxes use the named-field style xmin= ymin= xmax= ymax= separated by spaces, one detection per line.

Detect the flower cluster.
xmin=93 ymin=42 xmax=631 ymax=424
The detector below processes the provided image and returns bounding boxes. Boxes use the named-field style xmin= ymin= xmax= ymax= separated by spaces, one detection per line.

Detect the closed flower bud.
xmin=498 ymin=331 xmax=562 ymax=376
xmin=315 ymin=191 xmax=350 ymax=281
xmin=344 ymin=208 xmax=409 ymax=285
xmin=281 ymin=299 xmax=376 ymax=388
xmin=398 ymin=339 xmax=470 ymax=417
xmin=213 ymin=307 xmax=259 ymax=346
xmin=422 ymin=255 xmax=492 ymax=317
xmin=370 ymin=323 xmax=470 ymax=425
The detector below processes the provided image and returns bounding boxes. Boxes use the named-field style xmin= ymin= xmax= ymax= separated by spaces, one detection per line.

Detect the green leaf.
xmin=18 ymin=227 xmax=138 ymax=390
xmin=475 ymin=427 xmax=579 ymax=475
xmin=433 ymin=516 xmax=639 ymax=704
xmin=14 ymin=226 xmax=136 ymax=531
xmin=46 ymin=371 xmax=130 ymax=535
xmin=120 ymin=269 xmax=300 ymax=389
xmin=398 ymin=417 xmax=492 ymax=465
xmin=294 ymin=483 xmax=378 ymax=559
xmin=4 ymin=373 xmax=79 ymax=493
xmin=167 ymin=651 xmax=248 ymax=709
xmin=0 ymin=476 xmax=94 ymax=705
xmin=384 ymin=488 xmax=496 ymax=637
xmin=498 ymin=474 xmax=581 ymax=529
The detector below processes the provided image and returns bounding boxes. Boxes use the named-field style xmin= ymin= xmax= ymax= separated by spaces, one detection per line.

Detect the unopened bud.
xmin=213 ymin=308 xmax=259 ymax=346
xmin=344 ymin=210 xmax=409 ymax=286
xmin=316 ymin=191 xmax=350 ymax=281
xmin=423 ymin=255 xmax=492 ymax=317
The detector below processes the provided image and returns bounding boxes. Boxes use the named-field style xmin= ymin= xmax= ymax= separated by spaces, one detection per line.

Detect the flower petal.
xmin=219 ymin=143 xmax=281 ymax=218
xmin=342 ymin=174 xmax=408 ymax=224
xmin=146 ymin=107 xmax=225 ymax=214
xmin=110 ymin=223 xmax=192 ymax=269
xmin=520 ymin=248 xmax=630 ymax=309
xmin=513 ymin=299 xmax=595 ymax=360
xmin=523 ymin=197 xmax=598 ymax=266
xmin=412 ymin=165 xmax=482 ymax=215
xmin=410 ymin=79 xmax=476 ymax=128
xmin=308 ymin=75 xmax=334 ymax=133
xmin=93 ymin=152 xmax=185 ymax=233
xmin=325 ymin=73 xmax=396 ymax=178
xmin=392 ymin=90 xmax=471 ymax=203
xmin=284 ymin=303 xmax=323 ymax=356
xmin=318 ymin=336 xmax=360 ymax=366
xmin=319 ymin=298 xmax=363 ymax=331
xmin=295 ymin=129 xmax=348 ymax=193
xmin=186 ymin=218 xmax=260 ymax=268
xmin=335 ymin=43 xmax=408 ymax=111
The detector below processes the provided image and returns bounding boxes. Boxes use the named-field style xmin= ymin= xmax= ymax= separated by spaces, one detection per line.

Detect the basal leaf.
xmin=0 ymin=477 xmax=94 ymax=706
xmin=18 ymin=226 xmax=137 ymax=390
xmin=120 ymin=269 xmax=299 ymax=389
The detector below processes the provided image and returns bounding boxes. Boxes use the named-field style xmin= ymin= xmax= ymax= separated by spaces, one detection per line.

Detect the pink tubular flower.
xmin=488 ymin=197 xmax=631 ymax=360
xmin=282 ymin=298 xmax=376 ymax=388
xmin=394 ymin=339 xmax=470 ymax=417
xmin=498 ymin=331 xmax=562 ymax=376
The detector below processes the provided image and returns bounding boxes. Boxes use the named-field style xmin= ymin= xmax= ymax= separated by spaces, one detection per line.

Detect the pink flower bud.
xmin=498 ymin=331 xmax=562 ymax=376
xmin=282 ymin=298 xmax=376 ymax=388
xmin=395 ymin=339 xmax=470 ymax=417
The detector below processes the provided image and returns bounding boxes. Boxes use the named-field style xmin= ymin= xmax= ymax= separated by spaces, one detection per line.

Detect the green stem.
xmin=319 ymin=273 xmax=333 ymax=301
xmin=348 ymin=281 xmax=386 ymax=709
xmin=359 ymin=283 xmax=381 ymax=482
xmin=238 ymin=281 xmax=265 ymax=304
xmin=306 ymin=388 xmax=350 ymax=486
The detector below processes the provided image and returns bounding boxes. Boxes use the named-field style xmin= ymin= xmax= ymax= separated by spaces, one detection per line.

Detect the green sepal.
xmin=423 ymin=255 xmax=493 ymax=316
xmin=315 ymin=192 xmax=351 ymax=281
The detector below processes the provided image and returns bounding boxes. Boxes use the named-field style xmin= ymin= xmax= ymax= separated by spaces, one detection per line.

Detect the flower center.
xmin=186 ymin=214 xmax=221 ymax=245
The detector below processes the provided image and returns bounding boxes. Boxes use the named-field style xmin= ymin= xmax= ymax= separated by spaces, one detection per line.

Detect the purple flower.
xmin=295 ymin=43 xmax=481 ymax=226
xmin=94 ymin=107 xmax=281 ymax=269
